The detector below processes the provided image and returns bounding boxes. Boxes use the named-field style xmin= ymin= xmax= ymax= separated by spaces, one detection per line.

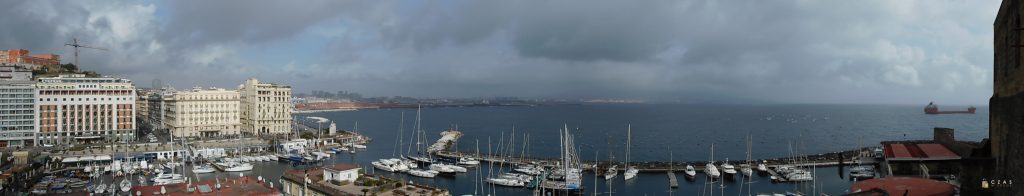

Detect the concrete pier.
xmin=667 ymin=171 xmax=678 ymax=188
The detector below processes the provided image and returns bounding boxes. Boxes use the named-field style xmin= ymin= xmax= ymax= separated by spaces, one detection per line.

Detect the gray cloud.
xmin=0 ymin=0 xmax=999 ymax=105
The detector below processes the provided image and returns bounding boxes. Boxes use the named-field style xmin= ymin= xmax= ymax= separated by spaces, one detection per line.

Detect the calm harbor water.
xmin=199 ymin=104 xmax=987 ymax=195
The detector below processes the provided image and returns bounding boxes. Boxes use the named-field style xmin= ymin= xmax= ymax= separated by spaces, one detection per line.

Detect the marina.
xmin=2 ymin=104 xmax=986 ymax=195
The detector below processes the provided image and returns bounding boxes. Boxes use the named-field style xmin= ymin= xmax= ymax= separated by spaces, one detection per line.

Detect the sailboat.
xmin=537 ymin=124 xmax=584 ymax=195
xmin=623 ymin=124 xmax=638 ymax=180
xmin=191 ymin=163 xmax=216 ymax=174
xmin=740 ymin=134 xmax=754 ymax=177
xmin=704 ymin=144 xmax=721 ymax=179
xmin=405 ymin=105 xmax=439 ymax=177
xmin=153 ymin=133 xmax=186 ymax=185
xmin=603 ymin=136 xmax=617 ymax=180
xmin=404 ymin=105 xmax=432 ymax=164
xmin=604 ymin=165 xmax=618 ymax=180
xmin=223 ymin=162 xmax=253 ymax=172
xmin=486 ymin=177 xmax=526 ymax=187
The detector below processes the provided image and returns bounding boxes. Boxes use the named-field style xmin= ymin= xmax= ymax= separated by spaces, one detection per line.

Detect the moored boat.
xmin=192 ymin=164 xmax=216 ymax=174
xmin=684 ymin=165 xmax=697 ymax=178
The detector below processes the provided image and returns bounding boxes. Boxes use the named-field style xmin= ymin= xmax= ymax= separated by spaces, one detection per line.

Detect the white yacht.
xmin=757 ymin=161 xmax=769 ymax=173
xmin=372 ymin=160 xmax=399 ymax=172
xmin=445 ymin=163 xmax=468 ymax=173
xmin=312 ymin=151 xmax=332 ymax=159
xmin=486 ymin=177 xmax=525 ymax=187
xmin=500 ymin=173 xmax=534 ymax=182
xmin=428 ymin=163 xmax=453 ymax=172
xmin=721 ymin=160 xmax=738 ymax=177
xmin=684 ymin=165 xmax=697 ymax=178
xmin=457 ymin=157 xmax=480 ymax=166
xmin=407 ymin=169 xmax=438 ymax=178
xmin=514 ymin=165 xmax=544 ymax=176
xmin=151 ymin=173 xmax=185 ymax=185
xmin=400 ymin=159 xmax=418 ymax=169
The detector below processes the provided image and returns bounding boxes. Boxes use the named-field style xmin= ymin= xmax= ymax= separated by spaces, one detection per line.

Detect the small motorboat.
xmin=684 ymin=165 xmax=697 ymax=178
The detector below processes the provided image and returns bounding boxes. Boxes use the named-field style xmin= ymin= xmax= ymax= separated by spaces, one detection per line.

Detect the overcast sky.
xmin=0 ymin=0 xmax=1000 ymax=105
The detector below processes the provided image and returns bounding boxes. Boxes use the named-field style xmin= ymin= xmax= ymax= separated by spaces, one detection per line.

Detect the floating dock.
xmin=667 ymin=171 xmax=678 ymax=188
xmin=427 ymin=130 xmax=462 ymax=153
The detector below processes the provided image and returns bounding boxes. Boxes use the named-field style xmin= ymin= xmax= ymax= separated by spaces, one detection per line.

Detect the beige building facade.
xmin=34 ymin=74 xmax=136 ymax=145
xmin=163 ymin=88 xmax=241 ymax=138
xmin=238 ymin=78 xmax=291 ymax=136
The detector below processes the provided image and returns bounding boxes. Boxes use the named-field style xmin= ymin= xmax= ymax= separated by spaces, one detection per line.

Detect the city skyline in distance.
xmin=0 ymin=0 xmax=1000 ymax=105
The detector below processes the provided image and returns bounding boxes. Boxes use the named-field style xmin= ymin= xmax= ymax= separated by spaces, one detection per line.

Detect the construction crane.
xmin=64 ymin=38 xmax=107 ymax=68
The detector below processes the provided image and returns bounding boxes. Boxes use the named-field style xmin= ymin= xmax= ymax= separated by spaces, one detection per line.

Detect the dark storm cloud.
xmin=159 ymin=0 xmax=370 ymax=47
xmin=0 ymin=0 xmax=999 ymax=104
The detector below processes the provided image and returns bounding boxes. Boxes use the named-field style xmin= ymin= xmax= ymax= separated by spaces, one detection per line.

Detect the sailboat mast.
xmin=626 ymin=124 xmax=631 ymax=168
xmin=474 ymin=139 xmax=480 ymax=195
xmin=396 ymin=112 xmax=404 ymax=157
xmin=415 ymin=105 xmax=422 ymax=154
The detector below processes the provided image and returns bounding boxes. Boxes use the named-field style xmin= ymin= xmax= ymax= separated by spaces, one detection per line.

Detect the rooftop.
xmin=129 ymin=176 xmax=279 ymax=196
xmin=325 ymin=164 xmax=360 ymax=172
xmin=281 ymin=164 xmax=447 ymax=196
xmin=849 ymin=177 xmax=956 ymax=196
xmin=883 ymin=143 xmax=961 ymax=161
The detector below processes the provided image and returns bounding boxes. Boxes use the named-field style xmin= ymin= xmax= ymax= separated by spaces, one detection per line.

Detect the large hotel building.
xmin=163 ymin=88 xmax=241 ymax=138
xmin=239 ymin=78 xmax=292 ymax=136
xmin=35 ymin=74 xmax=136 ymax=145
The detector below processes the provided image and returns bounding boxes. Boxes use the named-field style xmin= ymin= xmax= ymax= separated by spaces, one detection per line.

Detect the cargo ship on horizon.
xmin=924 ymin=102 xmax=976 ymax=114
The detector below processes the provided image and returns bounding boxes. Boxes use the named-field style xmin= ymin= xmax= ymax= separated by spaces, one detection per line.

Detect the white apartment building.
xmin=0 ymin=65 xmax=35 ymax=147
xmin=163 ymin=87 xmax=241 ymax=138
xmin=35 ymin=74 xmax=136 ymax=145
xmin=238 ymin=78 xmax=292 ymax=136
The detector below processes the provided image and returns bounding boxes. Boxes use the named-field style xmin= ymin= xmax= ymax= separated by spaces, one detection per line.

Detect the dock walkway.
xmin=667 ymin=171 xmax=678 ymax=188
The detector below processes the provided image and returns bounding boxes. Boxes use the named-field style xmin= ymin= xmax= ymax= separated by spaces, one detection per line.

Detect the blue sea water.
xmin=278 ymin=103 xmax=987 ymax=195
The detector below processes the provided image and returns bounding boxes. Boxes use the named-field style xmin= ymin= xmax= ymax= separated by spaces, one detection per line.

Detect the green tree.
xmin=300 ymin=132 xmax=316 ymax=139
xmin=60 ymin=63 xmax=78 ymax=72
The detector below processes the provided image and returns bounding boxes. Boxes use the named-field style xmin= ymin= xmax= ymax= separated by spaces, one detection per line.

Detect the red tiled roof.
xmin=885 ymin=144 xmax=912 ymax=159
xmin=850 ymin=177 xmax=956 ymax=196
xmin=917 ymin=144 xmax=960 ymax=159
xmin=883 ymin=143 xmax=960 ymax=161
xmin=129 ymin=176 xmax=279 ymax=196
